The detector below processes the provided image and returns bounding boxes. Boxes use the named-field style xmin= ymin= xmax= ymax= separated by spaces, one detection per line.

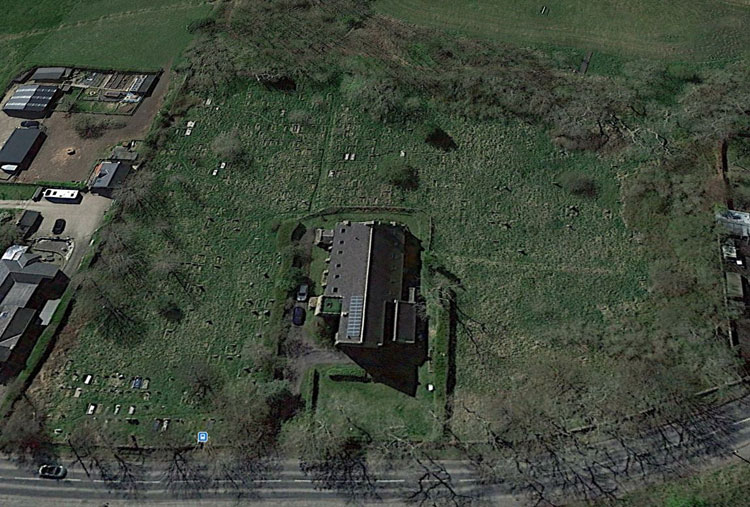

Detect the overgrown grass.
xmin=310 ymin=364 xmax=437 ymax=440
xmin=0 ymin=183 xmax=38 ymax=201
xmin=35 ymin=78 xmax=646 ymax=444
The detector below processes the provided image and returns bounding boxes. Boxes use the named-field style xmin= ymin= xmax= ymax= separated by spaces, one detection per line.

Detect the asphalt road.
xmin=0 ymin=459 xmax=519 ymax=506
xmin=1 ymin=400 xmax=750 ymax=506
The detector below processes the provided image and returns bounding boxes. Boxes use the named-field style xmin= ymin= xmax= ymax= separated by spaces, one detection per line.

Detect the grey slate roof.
xmin=2 ymin=85 xmax=57 ymax=113
xmin=31 ymin=67 xmax=71 ymax=82
xmin=0 ymin=129 xmax=45 ymax=165
xmin=17 ymin=210 xmax=41 ymax=231
xmin=91 ymin=161 xmax=131 ymax=190
xmin=0 ymin=306 xmax=36 ymax=361
xmin=324 ymin=222 xmax=415 ymax=348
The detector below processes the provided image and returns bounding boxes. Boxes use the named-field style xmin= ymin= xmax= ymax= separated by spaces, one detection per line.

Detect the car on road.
xmin=52 ymin=218 xmax=66 ymax=235
xmin=292 ymin=306 xmax=306 ymax=326
xmin=38 ymin=464 xmax=66 ymax=479
xmin=20 ymin=120 xmax=40 ymax=128
xmin=296 ymin=283 xmax=309 ymax=302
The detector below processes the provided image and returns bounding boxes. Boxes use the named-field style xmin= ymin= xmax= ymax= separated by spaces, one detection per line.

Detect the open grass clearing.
xmin=375 ymin=0 xmax=750 ymax=62
xmin=25 ymin=5 xmax=211 ymax=71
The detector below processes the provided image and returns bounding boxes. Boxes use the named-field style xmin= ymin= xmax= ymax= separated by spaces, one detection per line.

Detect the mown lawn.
xmin=375 ymin=0 xmax=750 ymax=62
xmin=26 ymin=5 xmax=210 ymax=71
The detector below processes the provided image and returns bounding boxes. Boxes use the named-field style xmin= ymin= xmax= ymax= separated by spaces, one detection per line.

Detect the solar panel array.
xmin=346 ymin=295 xmax=364 ymax=339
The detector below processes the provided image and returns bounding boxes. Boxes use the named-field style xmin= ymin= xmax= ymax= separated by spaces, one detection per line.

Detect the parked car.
xmin=38 ymin=464 xmax=66 ymax=479
xmin=296 ymin=283 xmax=309 ymax=302
xmin=52 ymin=218 xmax=66 ymax=235
xmin=292 ymin=306 xmax=306 ymax=326
xmin=20 ymin=120 xmax=40 ymax=128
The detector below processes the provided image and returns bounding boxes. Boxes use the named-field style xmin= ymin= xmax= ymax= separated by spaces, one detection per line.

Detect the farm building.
xmin=717 ymin=209 xmax=750 ymax=238
xmin=16 ymin=210 xmax=42 ymax=239
xmin=0 ymin=245 xmax=68 ymax=382
xmin=30 ymin=67 xmax=72 ymax=83
xmin=0 ymin=128 xmax=47 ymax=174
xmin=316 ymin=221 xmax=418 ymax=348
xmin=2 ymin=84 xmax=59 ymax=118
xmin=89 ymin=161 xmax=131 ymax=195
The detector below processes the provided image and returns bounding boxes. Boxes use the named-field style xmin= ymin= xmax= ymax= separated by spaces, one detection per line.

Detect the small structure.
xmin=129 ymin=74 xmax=158 ymax=96
xmin=0 ymin=128 xmax=47 ymax=174
xmin=314 ymin=228 xmax=335 ymax=247
xmin=89 ymin=161 xmax=131 ymax=196
xmin=2 ymin=85 xmax=59 ymax=118
xmin=30 ymin=67 xmax=72 ymax=83
xmin=16 ymin=210 xmax=42 ymax=239
xmin=726 ymin=272 xmax=745 ymax=301
xmin=109 ymin=145 xmax=139 ymax=162
xmin=717 ymin=209 xmax=750 ymax=238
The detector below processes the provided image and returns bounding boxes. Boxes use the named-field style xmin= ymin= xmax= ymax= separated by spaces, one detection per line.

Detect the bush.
xmin=378 ymin=159 xmax=419 ymax=191
xmin=425 ymin=126 xmax=458 ymax=151
xmin=559 ymin=171 xmax=598 ymax=197
xmin=211 ymin=129 xmax=253 ymax=167
xmin=73 ymin=115 xmax=125 ymax=139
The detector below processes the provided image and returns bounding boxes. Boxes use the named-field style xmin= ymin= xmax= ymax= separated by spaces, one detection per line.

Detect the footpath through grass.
xmin=375 ymin=0 xmax=750 ymax=62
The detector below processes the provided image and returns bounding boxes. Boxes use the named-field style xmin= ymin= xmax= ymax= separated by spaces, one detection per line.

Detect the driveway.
xmin=0 ymin=193 xmax=112 ymax=275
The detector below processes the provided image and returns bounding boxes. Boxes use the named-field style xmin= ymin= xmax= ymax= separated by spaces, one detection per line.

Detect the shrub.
xmin=378 ymin=159 xmax=419 ymax=191
xmin=73 ymin=115 xmax=125 ymax=139
xmin=559 ymin=171 xmax=598 ymax=197
xmin=425 ymin=126 xmax=458 ymax=151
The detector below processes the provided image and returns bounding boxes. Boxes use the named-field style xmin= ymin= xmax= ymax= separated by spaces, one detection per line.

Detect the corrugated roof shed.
xmin=2 ymin=85 xmax=58 ymax=114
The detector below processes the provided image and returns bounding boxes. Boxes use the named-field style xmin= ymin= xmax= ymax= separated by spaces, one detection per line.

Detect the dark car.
xmin=21 ymin=120 xmax=40 ymax=128
xmin=296 ymin=283 xmax=309 ymax=302
xmin=292 ymin=306 xmax=306 ymax=326
xmin=52 ymin=218 xmax=66 ymax=235
xmin=38 ymin=464 xmax=66 ymax=479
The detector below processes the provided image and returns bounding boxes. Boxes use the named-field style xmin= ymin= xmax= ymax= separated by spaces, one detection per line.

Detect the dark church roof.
xmin=90 ymin=161 xmax=131 ymax=190
xmin=324 ymin=222 xmax=416 ymax=348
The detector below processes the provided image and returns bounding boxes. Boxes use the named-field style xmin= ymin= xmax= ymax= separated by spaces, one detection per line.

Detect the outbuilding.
xmin=30 ymin=67 xmax=72 ymax=83
xmin=2 ymin=85 xmax=59 ymax=118
xmin=89 ymin=161 xmax=131 ymax=196
xmin=0 ymin=128 xmax=47 ymax=174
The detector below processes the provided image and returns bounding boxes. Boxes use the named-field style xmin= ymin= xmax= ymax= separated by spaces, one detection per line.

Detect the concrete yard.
xmin=0 ymin=193 xmax=112 ymax=275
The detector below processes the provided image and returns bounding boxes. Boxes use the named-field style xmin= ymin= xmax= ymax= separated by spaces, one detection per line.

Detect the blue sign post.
xmin=197 ymin=431 xmax=208 ymax=444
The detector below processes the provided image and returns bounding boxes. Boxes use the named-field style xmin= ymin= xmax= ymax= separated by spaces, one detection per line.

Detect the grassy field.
xmin=0 ymin=0 xmax=78 ymax=34
xmin=26 ymin=5 xmax=210 ymax=71
xmin=31 ymin=75 xmax=646 ymax=443
xmin=0 ymin=1 xmax=211 ymax=91
xmin=375 ymin=0 xmax=750 ymax=62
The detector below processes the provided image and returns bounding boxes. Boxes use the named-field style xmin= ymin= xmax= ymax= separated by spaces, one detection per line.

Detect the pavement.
xmin=0 ymin=193 xmax=112 ymax=275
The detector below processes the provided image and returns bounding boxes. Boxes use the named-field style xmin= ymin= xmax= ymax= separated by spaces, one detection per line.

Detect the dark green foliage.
xmin=424 ymin=127 xmax=457 ymax=152
xmin=378 ymin=158 xmax=419 ymax=190
xmin=559 ymin=171 xmax=597 ymax=197
xmin=72 ymin=115 xmax=125 ymax=139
